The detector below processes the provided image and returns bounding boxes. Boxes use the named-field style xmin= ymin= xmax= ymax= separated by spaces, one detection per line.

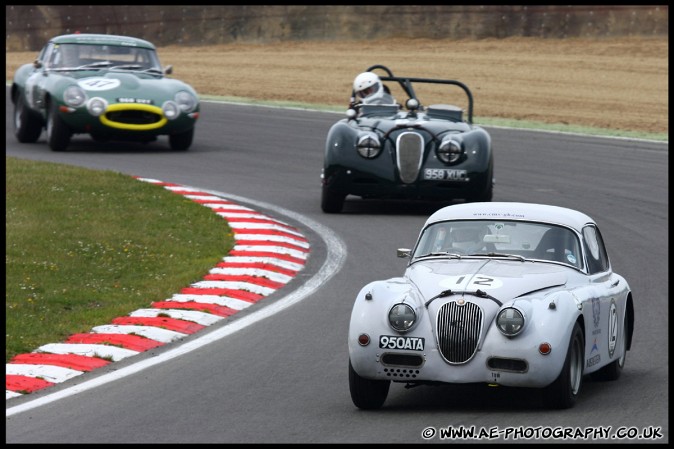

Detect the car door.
xmin=582 ymin=224 xmax=623 ymax=371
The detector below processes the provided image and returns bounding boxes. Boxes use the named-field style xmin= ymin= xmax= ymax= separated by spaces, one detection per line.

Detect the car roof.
xmin=49 ymin=33 xmax=156 ymax=50
xmin=425 ymin=202 xmax=595 ymax=232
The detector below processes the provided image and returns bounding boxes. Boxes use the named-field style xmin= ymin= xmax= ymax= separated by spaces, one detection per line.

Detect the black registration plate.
xmin=379 ymin=335 xmax=425 ymax=351
xmin=423 ymin=168 xmax=468 ymax=181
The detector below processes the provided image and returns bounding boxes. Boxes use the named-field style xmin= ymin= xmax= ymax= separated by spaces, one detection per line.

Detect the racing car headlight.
xmin=356 ymin=133 xmax=382 ymax=158
xmin=162 ymin=101 xmax=180 ymax=120
xmin=86 ymin=97 xmax=108 ymax=116
xmin=437 ymin=136 xmax=463 ymax=164
xmin=63 ymin=85 xmax=87 ymax=108
xmin=174 ymin=91 xmax=198 ymax=113
xmin=388 ymin=303 xmax=416 ymax=332
xmin=496 ymin=307 xmax=525 ymax=337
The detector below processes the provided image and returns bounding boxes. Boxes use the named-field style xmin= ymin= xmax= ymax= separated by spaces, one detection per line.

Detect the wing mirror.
xmin=397 ymin=248 xmax=411 ymax=258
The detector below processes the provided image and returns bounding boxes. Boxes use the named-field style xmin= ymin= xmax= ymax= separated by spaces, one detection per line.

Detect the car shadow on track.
xmin=41 ymin=137 xmax=179 ymax=153
xmin=379 ymin=375 xmax=610 ymax=411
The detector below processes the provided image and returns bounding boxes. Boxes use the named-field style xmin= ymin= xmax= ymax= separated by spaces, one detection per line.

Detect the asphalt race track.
xmin=5 ymin=90 xmax=669 ymax=443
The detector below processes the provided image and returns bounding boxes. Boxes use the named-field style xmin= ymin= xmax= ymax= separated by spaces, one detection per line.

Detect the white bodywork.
xmin=348 ymin=202 xmax=632 ymax=391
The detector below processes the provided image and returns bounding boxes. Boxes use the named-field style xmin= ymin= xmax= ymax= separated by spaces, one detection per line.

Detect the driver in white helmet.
xmin=450 ymin=225 xmax=488 ymax=254
xmin=353 ymin=72 xmax=396 ymax=105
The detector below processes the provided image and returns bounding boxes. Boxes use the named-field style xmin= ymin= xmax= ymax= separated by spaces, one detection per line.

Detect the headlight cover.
xmin=437 ymin=135 xmax=463 ymax=164
xmin=162 ymin=100 xmax=180 ymax=120
xmin=174 ymin=91 xmax=198 ymax=113
xmin=356 ymin=132 xmax=382 ymax=158
xmin=496 ymin=307 xmax=525 ymax=337
xmin=86 ymin=97 xmax=108 ymax=116
xmin=63 ymin=85 xmax=87 ymax=108
xmin=388 ymin=303 xmax=416 ymax=332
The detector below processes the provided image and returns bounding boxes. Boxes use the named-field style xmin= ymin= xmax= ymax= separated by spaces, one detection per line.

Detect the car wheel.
xmin=472 ymin=180 xmax=493 ymax=202
xmin=349 ymin=359 xmax=390 ymax=410
xmin=546 ymin=321 xmax=584 ymax=409
xmin=485 ymin=177 xmax=494 ymax=201
xmin=14 ymin=95 xmax=43 ymax=143
xmin=46 ymin=102 xmax=71 ymax=152
xmin=591 ymin=313 xmax=627 ymax=381
xmin=169 ymin=128 xmax=194 ymax=151
xmin=467 ymin=159 xmax=494 ymax=202
xmin=321 ymin=185 xmax=345 ymax=213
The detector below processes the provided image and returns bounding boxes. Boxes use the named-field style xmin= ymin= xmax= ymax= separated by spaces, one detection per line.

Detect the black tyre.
xmin=546 ymin=322 xmax=584 ymax=409
xmin=348 ymin=359 xmax=390 ymax=410
xmin=46 ymin=102 xmax=71 ymax=152
xmin=467 ymin=158 xmax=494 ymax=202
xmin=473 ymin=180 xmax=493 ymax=202
xmin=14 ymin=95 xmax=43 ymax=143
xmin=321 ymin=185 xmax=345 ymax=213
xmin=169 ymin=128 xmax=194 ymax=151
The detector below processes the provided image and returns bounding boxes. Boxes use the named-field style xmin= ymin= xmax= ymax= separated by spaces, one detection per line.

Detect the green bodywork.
xmin=11 ymin=33 xmax=200 ymax=151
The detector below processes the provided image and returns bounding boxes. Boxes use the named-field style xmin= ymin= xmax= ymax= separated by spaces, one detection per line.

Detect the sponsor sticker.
xmin=78 ymin=77 xmax=121 ymax=91
xmin=439 ymin=275 xmax=503 ymax=290
xmin=586 ymin=354 xmax=601 ymax=368
xmin=608 ymin=300 xmax=618 ymax=358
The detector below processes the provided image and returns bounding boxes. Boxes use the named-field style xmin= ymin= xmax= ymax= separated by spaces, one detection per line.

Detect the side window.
xmin=47 ymin=44 xmax=65 ymax=68
xmin=582 ymin=225 xmax=609 ymax=274
xmin=39 ymin=43 xmax=54 ymax=66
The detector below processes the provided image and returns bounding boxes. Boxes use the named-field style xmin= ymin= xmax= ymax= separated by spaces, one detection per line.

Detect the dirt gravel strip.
xmin=5 ymin=178 xmax=310 ymax=400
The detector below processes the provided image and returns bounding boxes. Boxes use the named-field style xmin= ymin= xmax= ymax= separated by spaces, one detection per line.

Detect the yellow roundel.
xmin=99 ymin=103 xmax=167 ymax=130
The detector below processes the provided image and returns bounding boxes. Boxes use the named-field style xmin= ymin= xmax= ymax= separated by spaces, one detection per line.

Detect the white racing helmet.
xmin=353 ymin=71 xmax=387 ymax=105
xmin=450 ymin=225 xmax=487 ymax=253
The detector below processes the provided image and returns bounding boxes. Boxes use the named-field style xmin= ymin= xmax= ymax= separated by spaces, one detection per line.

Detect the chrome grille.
xmin=436 ymin=301 xmax=483 ymax=364
xmin=396 ymin=132 xmax=424 ymax=184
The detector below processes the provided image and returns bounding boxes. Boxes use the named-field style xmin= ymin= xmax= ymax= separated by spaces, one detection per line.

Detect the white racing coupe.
xmin=348 ymin=202 xmax=634 ymax=409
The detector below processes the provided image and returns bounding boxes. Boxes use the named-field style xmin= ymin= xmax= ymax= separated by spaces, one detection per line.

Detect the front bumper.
xmin=324 ymin=165 xmax=491 ymax=201
xmin=58 ymin=103 xmax=198 ymax=137
xmin=349 ymin=333 xmax=565 ymax=388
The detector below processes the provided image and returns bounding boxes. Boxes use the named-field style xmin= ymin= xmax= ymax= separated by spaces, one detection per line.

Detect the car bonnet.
xmin=75 ymin=72 xmax=192 ymax=99
xmin=406 ymin=258 xmax=568 ymax=303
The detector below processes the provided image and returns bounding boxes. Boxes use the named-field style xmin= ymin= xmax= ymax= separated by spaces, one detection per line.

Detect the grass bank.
xmin=5 ymin=156 xmax=234 ymax=362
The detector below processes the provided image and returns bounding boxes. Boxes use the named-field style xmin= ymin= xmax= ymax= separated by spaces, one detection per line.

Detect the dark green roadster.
xmin=11 ymin=33 xmax=200 ymax=151
xmin=321 ymin=65 xmax=494 ymax=213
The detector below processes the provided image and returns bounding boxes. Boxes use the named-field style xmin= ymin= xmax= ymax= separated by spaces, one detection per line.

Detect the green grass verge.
xmin=5 ymin=156 xmax=234 ymax=362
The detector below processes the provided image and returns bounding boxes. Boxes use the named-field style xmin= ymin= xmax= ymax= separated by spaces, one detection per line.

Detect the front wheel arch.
xmin=321 ymin=184 xmax=346 ymax=213
xmin=348 ymin=358 xmax=390 ymax=409
xmin=466 ymin=156 xmax=494 ymax=202
xmin=545 ymin=321 xmax=584 ymax=409
xmin=46 ymin=100 xmax=72 ymax=152
xmin=169 ymin=127 xmax=194 ymax=151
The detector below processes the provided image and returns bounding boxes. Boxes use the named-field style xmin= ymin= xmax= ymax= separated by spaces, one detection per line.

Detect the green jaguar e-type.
xmin=11 ymin=33 xmax=200 ymax=151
